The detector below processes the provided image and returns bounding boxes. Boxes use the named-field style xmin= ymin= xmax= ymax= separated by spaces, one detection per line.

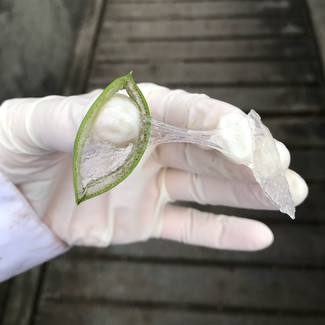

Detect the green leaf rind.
xmin=73 ymin=72 xmax=151 ymax=204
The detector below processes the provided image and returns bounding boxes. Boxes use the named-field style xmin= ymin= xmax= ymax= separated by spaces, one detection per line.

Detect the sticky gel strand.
xmin=149 ymin=110 xmax=295 ymax=219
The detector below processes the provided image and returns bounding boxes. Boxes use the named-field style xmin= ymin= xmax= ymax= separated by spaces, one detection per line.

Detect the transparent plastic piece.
xmin=149 ymin=109 xmax=295 ymax=219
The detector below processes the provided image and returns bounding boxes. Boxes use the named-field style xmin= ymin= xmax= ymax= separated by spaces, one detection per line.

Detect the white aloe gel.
xmin=92 ymin=93 xmax=141 ymax=145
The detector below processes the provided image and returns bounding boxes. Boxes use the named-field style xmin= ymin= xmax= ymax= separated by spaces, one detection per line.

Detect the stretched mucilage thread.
xmin=149 ymin=111 xmax=295 ymax=219
xmin=149 ymin=119 xmax=220 ymax=148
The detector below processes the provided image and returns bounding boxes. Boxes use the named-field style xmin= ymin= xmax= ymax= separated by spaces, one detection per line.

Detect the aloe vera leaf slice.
xmin=73 ymin=72 xmax=151 ymax=204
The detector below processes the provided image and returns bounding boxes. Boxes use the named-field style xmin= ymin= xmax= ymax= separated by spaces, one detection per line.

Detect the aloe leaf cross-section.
xmin=73 ymin=72 xmax=151 ymax=204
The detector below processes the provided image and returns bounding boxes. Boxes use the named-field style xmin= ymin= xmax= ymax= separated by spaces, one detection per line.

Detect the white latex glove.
xmin=0 ymin=84 xmax=308 ymax=251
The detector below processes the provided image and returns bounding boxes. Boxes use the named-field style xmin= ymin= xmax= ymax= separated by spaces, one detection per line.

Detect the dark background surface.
xmin=1 ymin=1 xmax=325 ymax=324
xmin=0 ymin=0 xmax=88 ymax=101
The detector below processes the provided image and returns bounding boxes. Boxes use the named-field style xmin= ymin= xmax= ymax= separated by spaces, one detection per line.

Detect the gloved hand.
xmin=0 ymin=84 xmax=308 ymax=251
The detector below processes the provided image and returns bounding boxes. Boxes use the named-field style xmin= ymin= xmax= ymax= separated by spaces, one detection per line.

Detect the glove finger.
xmin=0 ymin=90 xmax=102 ymax=153
xmin=155 ymin=205 xmax=274 ymax=251
xmin=156 ymin=140 xmax=290 ymax=182
xmin=164 ymin=168 xmax=308 ymax=210
xmin=146 ymin=87 xmax=243 ymax=129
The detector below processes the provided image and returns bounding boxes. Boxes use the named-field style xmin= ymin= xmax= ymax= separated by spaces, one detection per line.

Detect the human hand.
xmin=0 ymin=84 xmax=308 ymax=251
